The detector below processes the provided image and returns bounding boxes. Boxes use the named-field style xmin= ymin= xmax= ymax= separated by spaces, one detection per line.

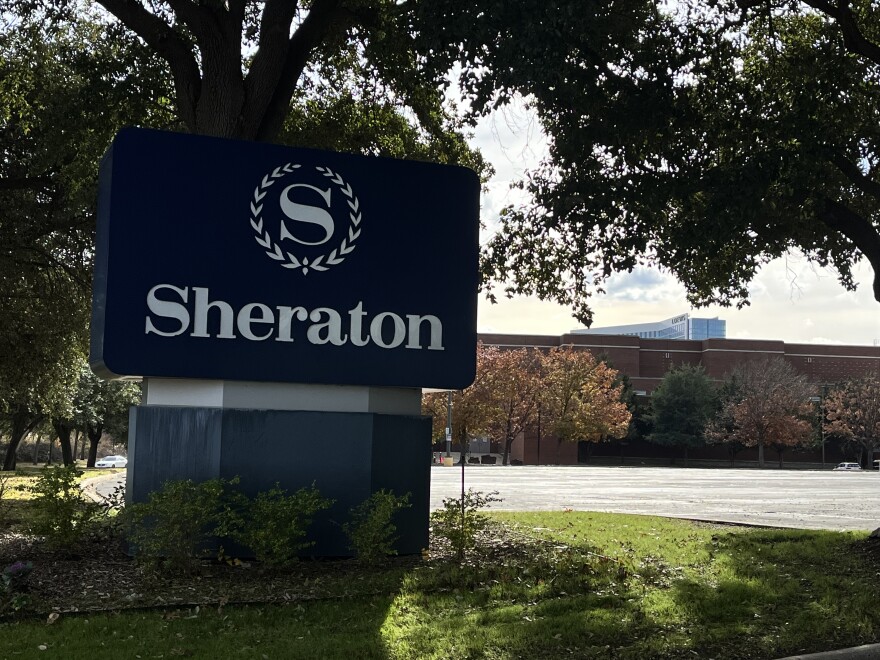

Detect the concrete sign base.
xmin=126 ymin=402 xmax=431 ymax=557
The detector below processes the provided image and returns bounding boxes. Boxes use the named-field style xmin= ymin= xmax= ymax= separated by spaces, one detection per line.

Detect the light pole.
xmin=445 ymin=391 xmax=453 ymax=458
xmin=810 ymin=392 xmax=826 ymax=466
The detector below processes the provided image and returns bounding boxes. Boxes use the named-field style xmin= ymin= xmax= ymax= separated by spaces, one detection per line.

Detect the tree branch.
xmin=818 ymin=197 xmax=880 ymax=301
xmin=831 ymin=154 xmax=880 ymax=200
xmin=241 ymin=0 xmax=302 ymax=137
xmin=0 ymin=177 xmax=53 ymax=192
xmin=801 ymin=0 xmax=880 ymax=65
xmin=256 ymin=0 xmax=348 ymax=141
xmin=97 ymin=0 xmax=202 ymax=130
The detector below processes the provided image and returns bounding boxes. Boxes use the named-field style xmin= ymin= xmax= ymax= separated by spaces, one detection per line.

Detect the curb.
xmin=776 ymin=644 xmax=880 ymax=659
xmin=79 ymin=472 xmax=124 ymax=504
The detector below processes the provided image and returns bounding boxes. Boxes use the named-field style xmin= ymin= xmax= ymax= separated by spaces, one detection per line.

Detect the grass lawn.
xmin=1 ymin=509 xmax=878 ymax=659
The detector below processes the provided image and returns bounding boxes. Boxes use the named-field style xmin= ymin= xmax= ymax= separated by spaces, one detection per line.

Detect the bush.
xmin=123 ymin=478 xmax=234 ymax=572
xmin=24 ymin=465 xmax=103 ymax=549
xmin=223 ymin=483 xmax=333 ymax=567
xmin=430 ymin=489 xmax=501 ymax=561
xmin=0 ymin=473 xmax=10 ymax=528
xmin=343 ymin=490 xmax=411 ymax=564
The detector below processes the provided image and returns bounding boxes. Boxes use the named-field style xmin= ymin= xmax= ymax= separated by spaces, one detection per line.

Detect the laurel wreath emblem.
xmin=249 ymin=164 xmax=362 ymax=275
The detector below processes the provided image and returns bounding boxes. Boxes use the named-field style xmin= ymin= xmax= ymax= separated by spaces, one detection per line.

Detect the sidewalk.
xmin=776 ymin=644 xmax=880 ymax=659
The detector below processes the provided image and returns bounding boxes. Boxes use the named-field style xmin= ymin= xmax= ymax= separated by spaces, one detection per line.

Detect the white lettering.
xmin=370 ymin=312 xmax=406 ymax=349
xmin=307 ymin=308 xmax=348 ymax=346
xmin=279 ymin=184 xmax=334 ymax=246
xmin=237 ymin=303 xmax=275 ymax=341
xmin=191 ymin=287 xmax=236 ymax=339
xmin=142 ymin=285 xmax=448 ymax=351
xmin=145 ymin=284 xmax=190 ymax=337
xmin=349 ymin=301 xmax=370 ymax=346
xmin=406 ymin=314 xmax=444 ymax=350
xmin=276 ymin=306 xmax=308 ymax=342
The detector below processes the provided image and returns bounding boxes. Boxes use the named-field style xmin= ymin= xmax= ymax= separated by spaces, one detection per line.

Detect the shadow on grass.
xmin=670 ymin=528 xmax=880 ymax=659
xmin=383 ymin=532 xmax=667 ymax=660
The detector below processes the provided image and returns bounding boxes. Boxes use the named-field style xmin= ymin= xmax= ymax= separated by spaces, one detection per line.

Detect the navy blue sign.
xmin=91 ymin=128 xmax=479 ymax=389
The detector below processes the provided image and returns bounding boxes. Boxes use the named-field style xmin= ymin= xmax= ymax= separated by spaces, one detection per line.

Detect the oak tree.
xmin=436 ymin=0 xmax=880 ymax=324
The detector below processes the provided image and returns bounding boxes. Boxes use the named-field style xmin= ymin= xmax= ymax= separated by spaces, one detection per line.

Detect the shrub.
xmin=0 ymin=561 xmax=32 ymax=617
xmin=123 ymin=478 xmax=234 ymax=572
xmin=0 ymin=473 xmax=10 ymax=528
xmin=24 ymin=465 xmax=103 ymax=549
xmin=343 ymin=490 xmax=411 ymax=564
xmin=224 ymin=483 xmax=333 ymax=566
xmin=430 ymin=489 xmax=501 ymax=561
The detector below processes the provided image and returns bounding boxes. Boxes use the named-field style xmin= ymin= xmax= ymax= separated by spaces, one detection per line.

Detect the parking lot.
xmin=430 ymin=465 xmax=880 ymax=531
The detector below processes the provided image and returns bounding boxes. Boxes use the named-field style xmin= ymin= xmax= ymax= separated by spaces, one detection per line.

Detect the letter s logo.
xmin=278 ymin=183 xmax=334 ymax=246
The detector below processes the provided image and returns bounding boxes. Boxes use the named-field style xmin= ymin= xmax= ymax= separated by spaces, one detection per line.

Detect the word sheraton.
xmin=144 ymin=284 xmax=445 ymax=351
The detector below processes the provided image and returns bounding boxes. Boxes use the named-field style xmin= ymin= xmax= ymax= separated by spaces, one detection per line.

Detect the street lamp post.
xmin=810 ymin=393 xmax=826 ymax=466
xmin=445 ymin=391 xmax=453 ymax=458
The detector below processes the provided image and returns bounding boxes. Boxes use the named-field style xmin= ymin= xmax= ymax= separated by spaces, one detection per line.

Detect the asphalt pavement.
xmin=430 ymin=464 xmax=880 ymax=531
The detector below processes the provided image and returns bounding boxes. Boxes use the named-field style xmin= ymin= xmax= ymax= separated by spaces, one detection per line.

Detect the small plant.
xmin=343 ymin=490 xmax=411 ymax=564
xmin=24 ymin=465 xmax=103 ymax=549
xmin=123 ymin=478 xmax=234 ymax=572
xmin=0 ymin=560 xmax=33 ymax=617
xmin=224 ymin=483 xmax=333 ymax=566
xmin=0 ymin=473 xmax=10 ymax=528
xmin=430 ymin=489 xmax=501 ymax=562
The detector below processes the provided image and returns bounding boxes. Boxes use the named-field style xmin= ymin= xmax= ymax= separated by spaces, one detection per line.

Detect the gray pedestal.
xmin=126 ymin=384 xmax=431 ymax=557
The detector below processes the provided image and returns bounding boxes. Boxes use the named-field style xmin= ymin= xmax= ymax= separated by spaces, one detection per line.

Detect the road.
xmin=88 ymin=465 xmax=880 ymax=531
xmin=430 ymin=465 xmax=880 ymax=531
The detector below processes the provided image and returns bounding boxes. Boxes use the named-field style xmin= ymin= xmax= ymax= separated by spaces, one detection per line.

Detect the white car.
xmin=95 ymin=455 xmax=128 ymax=468
xmin=833 ymin=462 xmax=862 ymax=471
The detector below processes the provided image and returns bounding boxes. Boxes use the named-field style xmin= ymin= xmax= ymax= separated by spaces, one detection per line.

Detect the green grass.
xmin=2 ymin=511 xmax=879 ymax=659
xmin=0 ymin=467 xmax=121 ymax=529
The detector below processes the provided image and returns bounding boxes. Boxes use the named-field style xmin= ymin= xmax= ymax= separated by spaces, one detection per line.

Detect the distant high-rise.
xmin=571 ymin=313 xmax=726 ymax=340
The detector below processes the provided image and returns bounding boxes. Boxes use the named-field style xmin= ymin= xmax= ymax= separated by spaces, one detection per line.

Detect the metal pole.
xmin=445 ymin=391 xmax=453 ymax=458
xmin=821 ymin=403 xmax=825 ymax=466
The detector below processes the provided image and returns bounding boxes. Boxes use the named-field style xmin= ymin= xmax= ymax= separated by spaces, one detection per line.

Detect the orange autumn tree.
xmin=478 ymin=344 xmax=543 ymax=466
xmin=422 ymin=345 xmax=496 ymax=459
xmin=824 ymin=376 xmax=880 ymax=467
xmin=540 ymin=346 xmax=630 ymax=463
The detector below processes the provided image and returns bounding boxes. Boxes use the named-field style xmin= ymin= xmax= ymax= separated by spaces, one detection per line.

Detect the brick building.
xmin=478 ymin=333 xmax=880 ymax=466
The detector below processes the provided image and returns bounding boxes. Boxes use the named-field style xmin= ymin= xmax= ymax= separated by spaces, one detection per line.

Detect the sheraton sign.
xmin=91 ymin=128 xmax=479 ymax=389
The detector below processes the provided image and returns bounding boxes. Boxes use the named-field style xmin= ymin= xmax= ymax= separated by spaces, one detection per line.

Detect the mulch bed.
xmin=0 ymin=531 xmax=427 ymax=616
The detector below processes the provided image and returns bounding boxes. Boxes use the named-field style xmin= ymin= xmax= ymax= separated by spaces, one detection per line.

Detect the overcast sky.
xmin=471 ymin=104 xmax=880 ymax=347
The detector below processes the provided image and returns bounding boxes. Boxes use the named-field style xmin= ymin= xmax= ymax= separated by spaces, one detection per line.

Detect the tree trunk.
xmin=47 ymin=437 xmax=54 ymax=465
xmin=77 ymin=431 xmax=86 ymax=460
xmin=777 ymin=448 xmax=784 ymax=469
xmin=86 ymin=422 xmax=104 ymax=468
xmin=758 ymin=440 xmax=765 ymax=468
xmin=502 ymin=436 xmax=514 ymax=466
xmin=3 ymin=408 xmax=40 ymax=471
xmin=456 ymin=430 xmax=467 ymax=465
xmin=52 ymin=420 xmax=75 ymax=466
xmin=32 ymin=434 xmax=41 ymax=465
